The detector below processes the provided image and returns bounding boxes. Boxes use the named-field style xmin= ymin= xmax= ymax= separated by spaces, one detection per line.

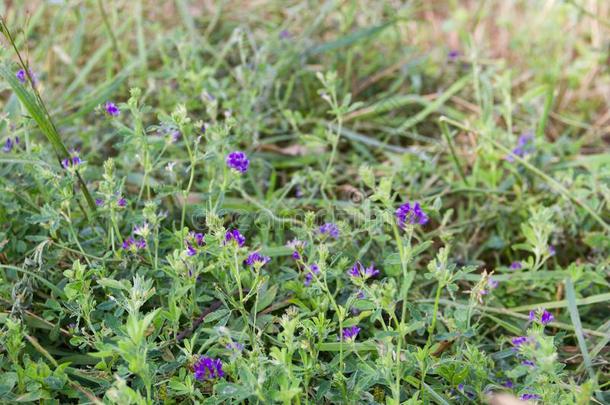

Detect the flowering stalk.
xmin=391 ymin=221 xmax=412 ymax=403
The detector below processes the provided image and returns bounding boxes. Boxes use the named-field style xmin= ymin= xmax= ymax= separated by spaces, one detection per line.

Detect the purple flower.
xmin=348 ymin=261 xmax=380 ymax=279
xmin=521 ymin=360 xmax=535 ymax=367
xmin=226 ymin=151 xmax=249 ymax=173
xmin=304 ymin=264 xmax=320 ymax=286
xmin=95 ymin=198 xmax=104 ymax=207
xmin=520 ymin=393 xmax=540 ymax=401
xmin=506 ymin=133 xmax=534 ymax=162
xmin=16 ymin=69 xmax=27 ymax=83
xmin=122 ymin=237 xmax=135 ymax=250
xmin=357 ymin=290 xmax=365 ymax=299
xmin=134 ymin=223 xmax=150 ymax=237
xmin=105 ymin=101 xmax=120 ymax=117
xmin=169 ymin=129 xmax=181 ymax=143
xmin=185 ymin=244 xmax=197 ymax=256
xmin=61 ymin=155 xmax=81 ymax=169
xmin=488 ymin=278 xmax=499 ymax=289
xmin=245 ymin=251 xmax=270 ymax=267
xmin=548 ymin=245 xmax=556 ymax=256
xmin=528 ymin=310 xmax=536 ymax=321
xmin=193 ymin=356 xmax=224 ymax=381
xmin=457 ymin=383 xmax=464 ymax=391
xmin=504 ymin=379 xmax=514 ymax=389
xmin=340 ymin=325 xmax=361 ymax=341
xmin=122 ymin=236 xmax=146 ymax=252
xmin=448 ymin=50 xmax=460 ymax=61
xmin=511 ymin=336 xmax=528 ymax=346
xmin=540 ymin=310 xmax=554 ymax=325
xmin=224 ymin=229 xmax=246 ymax=247
xmin=279 ymin=30 xmax=291 ymax=40
xmin=395 ymin=201 xmax=428 ymax=228
xmin=226 ymin=342 xmax=244 ymax=352
xmin=319 ymin=223 xmax=339 ymax=239
xmin=2 ymin=138 xmax=14 ymax=153
xmin=117 ymin=197 xmax=127 ymax=207
xmin=287 ymin=238 xmax=305 ymax=259
xmin=510 ymin=261 xmax=522 ymax=270
xmin=188 ymin=231 xmax=205 ymax=247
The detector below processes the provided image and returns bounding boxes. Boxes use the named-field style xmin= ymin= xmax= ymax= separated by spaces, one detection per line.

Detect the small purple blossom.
xmin=340 ymin=325 xmax=361 ymax=341
xmin=457 ymin=383 xmax=464 ymax=391
xmin=245 ymin=251 xmax=270 ymax=267
xmin=193 ymin=356 xmax=224 ymax=381
xmin=185 ymin=244 xmax=197 ymax=256
xmin=122 ymin=236 xmax=146 ymax=252
xmin=506 ymin=133 xmax=534 ymax=162
xmin=188 ymin=231 xmax=205 ymax=247
xmin=510 ymin=261 xmax=522 ymax=270
xmin=504 ymin=379 xmax=514 ymax=389
xmin=520 ymin=393 xmax=540 ymax=401
xmin=541 ymin=309 xmax=554 ymax=325
xmin=226 ymin=342 xmax=244 ymax=352
xmin=488 ymin=277 xmax=499 ymax=289
xmin=169 ymin=129 xmax=181 ymax=143
xmin=448 ymin=50 xmax=460 ymax=61
xmin=279 ymin=30 xmax=291 ymax=40
xmin=511 ymin=336 xmax=528 ymax=346
xmin=287 ymin=238 xmax=305 ymax=259
xmin=319 ymin=223 xmax=339 ymax=239
xmin=105 ymin=101 xmax=120 ymax=117
xmin=395 ymin=201 xmax=428 ymax=228
xmin=357 ymin=290 xmax=366 ymax=299
xmin=226 ymin=151 xmax=249 ymax=173
xmin=348 ymin=261 xmax=380 ymax=279
xmin=122 ymin=237 xmax=135 ymax=250
xmin=95 ymin=198 xmax=104 ymax=207
xmin=304 ymin=264 xmax=320 ymax=286
xmin=134 ymin=223 xmax=150 ymax=237
xmin=529 ymin=309 xmax=554 ymax=325
xmin=2 ymin=137 xmax=19 ymax=152
xmin=2 ymin=137 xmax=16 ymax=153
xmin=521 ymin=360 xmax=535 ymax=367
xmin=61 ymin=155 xmax=81 ymax=169
xmin=224 ymin=229 xmax=246 ymax=247
xmin=548 ymin=245 xmax=556 ymax=256
xmin=117 ymin=197 xmax=127 ymax=207
xmin=16 ymin=69 xmax=27 ymax=83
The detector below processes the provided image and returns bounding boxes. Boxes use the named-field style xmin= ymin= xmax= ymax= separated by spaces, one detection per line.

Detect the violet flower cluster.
xmin=61 ymin=153 xmax=82 ymax=169
xmin=506 ymin=133 xmax=534 ymax=162
xmin=185 ymin=231 xmax=205 ymax=256
xmin=193 ymin=357 xmax=224 ymax=381
xmin=226 ymin=151 xmax=249 ymax=173
xmin=318 ymin=223 xmax=339 ymax=239
xmin=304 ymin=264 xmax=320 ymax=286
xmin=245 ymin=251 xmax=270 ymax=267
xmin=287 ymin=238 xmax=306 ymax=260
xmin=529 ymin=309 xmax=554 ymax=325
xmin=105 ymin=101 xmax=120 ymax=117
xmin=347 ymin=261 xmax=380 ymax=279
xmin=224 ymin=229 xmax=246 ymax=247
xmin=395 ymin=201 xmax=428 ymax=228
xmin=2 ymin=137 xmax=19 ymax=153
xmin=122 ymin=236 xmax=146 ymax=252
xmin=340 ymin=325 xmax=361 ymax=341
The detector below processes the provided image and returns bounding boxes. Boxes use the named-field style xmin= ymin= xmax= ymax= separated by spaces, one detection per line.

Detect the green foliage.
xmin=0 ymin=1 xmax=608 ymax=404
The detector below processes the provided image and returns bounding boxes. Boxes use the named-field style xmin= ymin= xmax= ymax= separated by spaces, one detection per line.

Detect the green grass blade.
xmin=564 ymin=278 xmax=597 ymax=387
